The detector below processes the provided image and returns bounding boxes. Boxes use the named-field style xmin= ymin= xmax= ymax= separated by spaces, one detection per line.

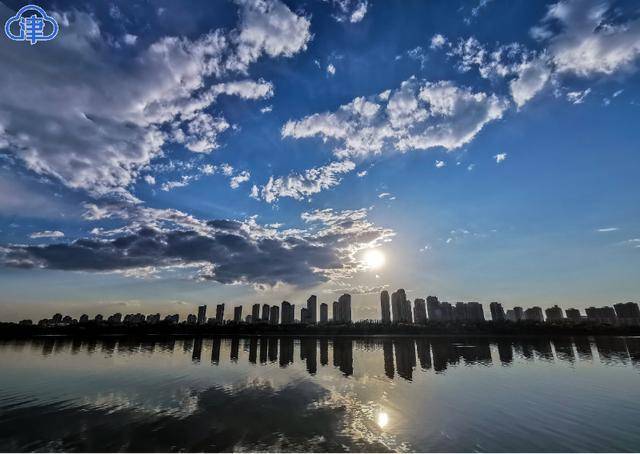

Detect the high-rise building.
xmin=233 ymin=306 xmax=243 ymax=323
xmin=391 ymin=289 xmax=411 ymax=323
xmin=197 ymin=305 xmax=207 ymax=325
xmin=524 ymin=306 xmax=544 ymax=322
xmin=613 ymin=302 xmax=640 ymax=326
xmin=269 ymin=305 xmax=280 ymax=325
xmin=467 ymin=302 xmax=485 ymax=321
xmin=545 ymin=305 xmax=564 ymax=321
xmin=489 ymin=302 xmax=505 ymax=321
xmin=320 ymin=303 xmax=328 ymax=323
xmin=281 ymin=301 xmax=294 ymax=324
xmin=586 ymin=306 xmax=617 ymax=324
xmin=307 ymin=295 xmax=317 ymax=324
xmin=505 ymin=309 xmax=518 ymax=322
xmin=335 ymin=293 xmax=352 ymax=322
xmin=215 ymin=304 xmax=225 ymax=323
xmin=426 ymin=296 xmax=440 ymax=321
xmin=301 ymin=307 xmax=310 ymax=324
xmin=414 ymin=298 xmax=427 ymax=324
xmin=380 ymin=290 xmax=391 ymax=323
xmin=565 ymin=308 xmax=581 ymax=321
xmin=332 ymin=301 xmax=338 ymax=321
xmin=252 ymin=303 xmax=261 ymax=323
xmin=262 ymin=304 xmax=270 ymax=322
xmin=513 ymin=307 xmax=524 ymax=321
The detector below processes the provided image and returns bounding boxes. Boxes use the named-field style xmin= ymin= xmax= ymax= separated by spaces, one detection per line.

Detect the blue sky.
xmin=0 ymin=0 xmax=639 ymax=321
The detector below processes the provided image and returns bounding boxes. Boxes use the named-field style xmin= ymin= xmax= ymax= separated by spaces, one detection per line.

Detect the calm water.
xmin=0 ymin=336 xmax=639 ymax=452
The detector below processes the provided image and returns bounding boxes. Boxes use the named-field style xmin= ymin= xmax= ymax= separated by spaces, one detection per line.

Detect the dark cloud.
xmin=2 ymin=208 xmax=394 ymax=288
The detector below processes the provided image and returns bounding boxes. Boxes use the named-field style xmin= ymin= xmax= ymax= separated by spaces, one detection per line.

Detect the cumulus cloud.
xmin=430 ymin=34 xmax=446 ymax=49
xmin=435 ymin=160 xmax=446 ymax=168
xmin=536 ymin=0 xmax=640 ymax=77
xmin=3 ymin=207 xmax=393 ymax=288
xmin=0 ymin=0 xmax=309 ymax=197
xmin=229 ymin=171 xmax=251 ymax=189
xmin=252 ymin=160 xmax=355 ymax=203
xmin=327 ymin=63 xmax=336 ymax=76
xmin=29 ymin=230 xmax=65 ymax=239
xmin=509 ymin=57 xmax=552 ymax=108
xmin=282 ymin=77 xmax=509 ymax=158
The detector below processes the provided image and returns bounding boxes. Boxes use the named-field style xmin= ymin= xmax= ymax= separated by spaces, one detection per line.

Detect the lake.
xmin=0 ymin=336 xmax=639 ymax=452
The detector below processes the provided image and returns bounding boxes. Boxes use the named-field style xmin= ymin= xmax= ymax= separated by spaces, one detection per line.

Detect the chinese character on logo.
xmin=4 ymin=4 xmax=58 ymax=45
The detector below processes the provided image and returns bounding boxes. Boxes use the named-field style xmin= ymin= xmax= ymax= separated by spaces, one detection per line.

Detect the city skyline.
xmin=1 ymin=0 xmax=640 ymax=322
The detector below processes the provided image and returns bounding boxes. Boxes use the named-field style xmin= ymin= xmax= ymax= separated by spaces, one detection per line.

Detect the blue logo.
xmin=4 ymin=4 xmax=58 ymax=44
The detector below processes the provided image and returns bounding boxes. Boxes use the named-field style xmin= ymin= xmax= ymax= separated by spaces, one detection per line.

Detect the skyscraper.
xmin=320 ymin=302 xmax=328 ymax=323
xmin=301 ymin=307 xmax=310 ymax=324
xmin=414 ymin=298 xmax=427 ymax=324
xmin=307 ymin=295 xmax=317 ymax=324
xmin=215 ymin=304 xmax=225 ymax=323
xmin=613 ymin=302 xmax=640 ymax=326
xmin=252 ymin=303 xmax=260 ymax=323
xmin=337 ymin=293 xmax=352 ymax=322
xmin=489 ymin=302 xmax=505 ymax=321
xmin=261 ymin=304 xmax=270 ymax=322
xmin=332 ymin=301 xmax=338 ymax=321
xmin=281 ymin=301 xmax=294 ymax=324
xmin=565 ymin=308 xmax=581 ymax=321
xmin=197 ymin=305 xmax=207 ymax=325
xmin=380 ymin=290 xmax=391 ymax=323
xmin=513 ymin=307 xmax=524 ymax=321
xmin=545 ymin=305 xmax=564 ymax=321
xmin=524 ymin=306 xmax=544 ymax=322
xmin=233 ymin=306 xmax=242 ymax=323
xmin=426 ymin=296 xmax=441 ymax=321
xmin=269 ymin=305 xmax=280 ymax=325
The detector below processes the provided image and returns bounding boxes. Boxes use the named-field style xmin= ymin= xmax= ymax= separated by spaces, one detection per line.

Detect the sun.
xmin=363 ymin=249 xmax=386 ymax=270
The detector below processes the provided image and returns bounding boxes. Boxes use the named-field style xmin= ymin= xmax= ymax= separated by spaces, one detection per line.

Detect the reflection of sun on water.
xmin=377 ymin=411 xmax=389 ymax=429
xmin=363 ymin=249 xmax=386 ymax=270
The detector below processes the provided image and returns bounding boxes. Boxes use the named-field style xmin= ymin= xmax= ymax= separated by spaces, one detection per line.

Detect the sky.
xmin=0 ymin=0 xmax=639 ymax=322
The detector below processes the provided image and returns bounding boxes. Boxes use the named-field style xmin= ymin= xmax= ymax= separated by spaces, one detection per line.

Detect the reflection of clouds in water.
xmin=79 ymin=386 xmax=200 ymax=418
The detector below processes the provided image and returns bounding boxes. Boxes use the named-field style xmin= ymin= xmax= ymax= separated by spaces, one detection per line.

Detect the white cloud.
xmin=30 ymin=230 xmax=65 ymax=239
xmin=282 ymin=77 xmax=509 ymax=158
xmin=435 ymin=160 xmax=446 ymax=168
xmin=566 ymin=88 xmax=591 ymax=104
xmin=123 ymin=33 xmax=138 ymax=45
xmin=494 ymin=152 xmax=507 ymax=163
xmin=254 ymin=160 xmax=355 ymax=203
xmin=330 ymin=0 xmax=369 ymax=23
xmin=509 ymin=57 xmax=552 ymax=108
xmin=356 ymin=170 xmax=368 ymax=177
xmin=143 ymin=175 xmax=156 ymax=185
xmin=430 ymin=34 xmax=446 ymax=49
xmin=467 ymin=163 xmax=475 ymax=171
xmin=229 ymin=170 xmax=251 ymax=189
xmin=596 ymin=227 xmax=619 ymax=232
xmin=536 ymin=0 xmax=640 ymax=77
xmin=0 ymin=0 xmax=309 ymax=197
xmin=260 ymin=105 xmax=273 ymax=113
xmin=377 ymin=192 xmax=392 ymax=199
xmin=327 ymin=63 xmax=336 ymax=76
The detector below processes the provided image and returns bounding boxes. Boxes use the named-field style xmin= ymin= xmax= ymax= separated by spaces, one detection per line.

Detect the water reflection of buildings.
xmin=24 ymin=335 xmax=640 ymax=381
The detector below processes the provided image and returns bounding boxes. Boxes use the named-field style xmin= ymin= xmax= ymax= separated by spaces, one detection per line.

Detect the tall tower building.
xmin=338 ymin=293 xmax=352 ymax=322
xmin=307 ymin=295 xmax=318 ymax=324
xmin=414 ymin=298 xmax=427 ymax=324
xmin=380 ymin=290 xmax=391 ymax=323
xmin=545 ymin=305 xmax=564 ymax=321
xmin=426 ymin=296 xmax=440 ymax=321
xmin=261 ymin=304 xmax=270 ymax=322
xmin=281 ymin=301 xmax=293 ymax=324
xmin=320 ymin=303 xmax=328 ymax=323
xmin=233 ymin=306 xmax=243 ymax=323
xmin=252 ymin=303 xmax=261 ymax=323
xmin=269 ymin=305 xmax=280 ymax=325
xmin=197 ymin=305 xmax=207 ymax=325
xmin=215 ymin=304 xmax=225 ymax=323
xmin=489 ymin=302 xmax=505 ymax=321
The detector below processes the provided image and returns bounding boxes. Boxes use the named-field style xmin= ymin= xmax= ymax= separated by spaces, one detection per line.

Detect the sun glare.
xmin=377 ymin=411 xmax=389 ymax=429
xmin=363 ymin=249 xmax=386 ymax=270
